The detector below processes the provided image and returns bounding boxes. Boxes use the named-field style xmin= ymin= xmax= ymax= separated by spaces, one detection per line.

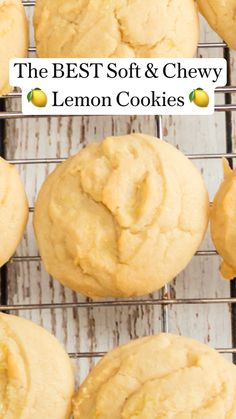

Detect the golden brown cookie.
xmin=211 ymin=159 xmax=236 ymax=279
xmin=0 ymin=0 xmax=28 ymax=95
xmin=73 ymin=333 xmax=236 ymax=418
xmin=0 ymin=157 xmax=28 ymax=267
xmin=0 ymin=313 xmax=75 ymax=418
xmin=34 ymin=134 xmax=209 ymax=298
xmin=34 ymin=0 xmax=199 ymax=58
xmin=197 ymin=0 xmax=236 ymax=50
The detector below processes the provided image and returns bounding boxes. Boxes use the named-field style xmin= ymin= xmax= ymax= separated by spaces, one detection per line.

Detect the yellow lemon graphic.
xmin=189 ymin=88 xmax=209 ymax=108
xmin=27 ymin=88 xmax=47 ymax=107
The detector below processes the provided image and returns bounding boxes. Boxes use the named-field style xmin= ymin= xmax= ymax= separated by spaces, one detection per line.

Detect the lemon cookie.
xmin=73 ymin=333 xmax=236 ymax=418
xmin=0 ymin=0 xmax=28 ymax=95
xmin=211 ymin=159 xmax=236 ymax=279
xmin=197 ymin=0 xmax=236 ymax=50
xmin=0 ymin=313 xmax=74 ymax=418
xmin=0 ymin=157 xmax=28 ymax=267
xmin=34 ymin=134 xmax=209 ymax=298
xmin=34 ymin=0 xmax=199 ymax=58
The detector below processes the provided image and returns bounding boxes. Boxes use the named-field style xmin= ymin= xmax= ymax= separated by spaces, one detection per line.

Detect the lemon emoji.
xmin=27 ymin=88 xmax=47 ymax=107
xmin=189 ymin=88 xmax=209 ymax=108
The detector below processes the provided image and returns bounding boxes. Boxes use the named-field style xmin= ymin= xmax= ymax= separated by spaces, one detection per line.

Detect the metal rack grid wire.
xmin=0 ymin=0 xmax=236 ymax=360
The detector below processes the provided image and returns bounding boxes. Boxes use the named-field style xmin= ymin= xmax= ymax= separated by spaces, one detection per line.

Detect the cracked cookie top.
xmin=34 ymin=0 xmax=199 ymax=58
xmin=73 ymin=333 xmax=236 ymax=418
xmin=33 ymin=134 xmax=209 ymax=298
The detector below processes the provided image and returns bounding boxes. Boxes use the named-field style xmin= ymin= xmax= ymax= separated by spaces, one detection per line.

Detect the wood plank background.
xmin=1 ymin=3 xmax=236 ymax=385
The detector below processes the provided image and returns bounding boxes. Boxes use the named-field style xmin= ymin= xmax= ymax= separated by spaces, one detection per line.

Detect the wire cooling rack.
xmin=0 ymin=0 xmax=236 ymax=362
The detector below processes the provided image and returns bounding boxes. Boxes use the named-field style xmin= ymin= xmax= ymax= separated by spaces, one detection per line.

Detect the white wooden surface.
xmin=4 ymin=5 xmax=235 ymax=385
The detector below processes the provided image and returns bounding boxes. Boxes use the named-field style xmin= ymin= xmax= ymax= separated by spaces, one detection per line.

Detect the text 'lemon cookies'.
xmin=34 ymin=0 xmax=199 ymax=58
xmin=0 ymin=0 xmax=28 ymax=96
xmin=211 ymin=159 xmax=236 ymax=279
xmin=0 ymin=313 xmax=75 ymax=418
xmin=197 ymin=0 xmax=236 ymax=50
xmin=73 ymin=334 xmax=236 ymax=418
xmin=0 ymin=157 xmax=28 ymax=267
xmin=34 ymin=134 xmax=209 ymax=298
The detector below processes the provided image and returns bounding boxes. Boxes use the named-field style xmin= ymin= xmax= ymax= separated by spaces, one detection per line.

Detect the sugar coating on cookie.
xmin=0 ymin=157 xmax=28 ymax=267
xmin=73 ymin=333 xmax=236 ymax=418
xmin=0 ymin=0 xmax=28 ymax=95
xmin=34 ymin=134 xmax=209 ymax=298
xmin=197 ymin=0 xmax=236 ymax=50
xmin=211 ymin=159 xmax=236 ymax=279
xmin=0 ymin=313 xmax=74 ymax=418
xmin=34 ymin=0 xmax=199 ymax=58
